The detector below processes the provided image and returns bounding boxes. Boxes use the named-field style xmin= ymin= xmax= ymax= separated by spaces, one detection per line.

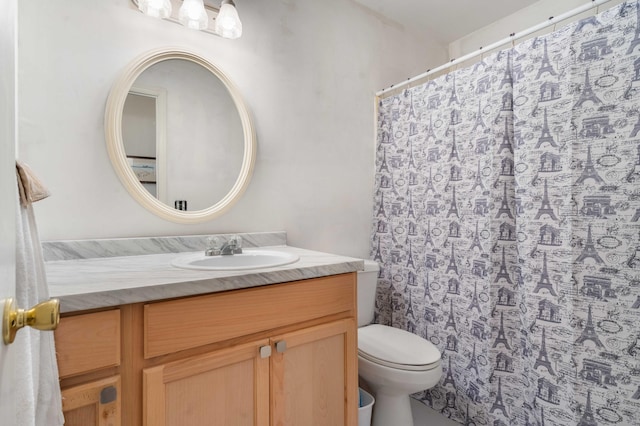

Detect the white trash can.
xmin=358 ymin=388 xmax=375 ymax=426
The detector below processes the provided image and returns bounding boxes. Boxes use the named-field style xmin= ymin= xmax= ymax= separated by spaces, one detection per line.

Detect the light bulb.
xmin=215 ymin=0 xmax=242 ymax=39
xmin=137 ymin=0 xmax=172 ymax=19
xmin=179 ymin=0 xmax=209 ymax=30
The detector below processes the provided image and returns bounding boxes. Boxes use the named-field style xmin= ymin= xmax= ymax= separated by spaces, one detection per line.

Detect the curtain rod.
xmin=376 ymin=0 xmax=615 ymax=97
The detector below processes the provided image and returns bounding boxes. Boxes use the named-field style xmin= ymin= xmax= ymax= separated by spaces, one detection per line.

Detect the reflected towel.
xmin=14 ymin=161 xmax=64 ymax=426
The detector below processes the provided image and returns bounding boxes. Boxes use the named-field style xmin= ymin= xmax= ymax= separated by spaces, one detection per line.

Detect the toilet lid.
xmin=358 ymin=324 xmax=441 ymax=371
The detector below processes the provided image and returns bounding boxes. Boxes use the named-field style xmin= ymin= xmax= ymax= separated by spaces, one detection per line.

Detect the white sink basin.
xmin=171 ymin=248 xmax=300 ymax=271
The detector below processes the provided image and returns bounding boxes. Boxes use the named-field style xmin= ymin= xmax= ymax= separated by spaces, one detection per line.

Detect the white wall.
xmin=17 ymin=0 xmax=446 ymax=258
xmin=449 ymin=0 xmax=625 ymax=59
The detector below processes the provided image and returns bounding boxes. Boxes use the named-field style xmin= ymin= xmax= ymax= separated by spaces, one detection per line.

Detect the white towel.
xmin=14 ymin=162 xmax=64 ymax=426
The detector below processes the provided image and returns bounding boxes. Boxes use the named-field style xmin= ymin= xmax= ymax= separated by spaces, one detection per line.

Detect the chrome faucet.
xmin=220 ymin=235 xmax=243 ymax=255
xmin=205 ymin=235 xmax=242 ymax=256
xmin=205 ymin=237 xmax=221 ymax=256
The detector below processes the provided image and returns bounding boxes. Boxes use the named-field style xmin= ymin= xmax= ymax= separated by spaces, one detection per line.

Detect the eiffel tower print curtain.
xmin=372 ymin=2 xmax=640 ymax=425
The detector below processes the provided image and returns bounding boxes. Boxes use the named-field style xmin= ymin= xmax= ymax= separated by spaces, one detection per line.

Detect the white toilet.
xmin=358 ymin=260 xmax=442 ymax=426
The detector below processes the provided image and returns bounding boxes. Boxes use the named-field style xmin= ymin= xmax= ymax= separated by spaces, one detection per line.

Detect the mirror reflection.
xmin=121 ymin=59 xmax=244 ymax=211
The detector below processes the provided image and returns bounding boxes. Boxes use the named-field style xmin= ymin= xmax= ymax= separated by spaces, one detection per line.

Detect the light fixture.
xmin=179 ymin=0 xmax=209 ymax=30
xmin=215 ymin=0 xmax=242 ymax=39
xmin=133 ymin=0 xmax=242 ymax=39
xmin=137 ymin=0 xmax=172 ymax=19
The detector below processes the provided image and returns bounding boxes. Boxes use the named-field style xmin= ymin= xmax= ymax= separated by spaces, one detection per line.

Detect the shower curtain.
xmin=372 ymin=2 xmax=640 ymax=425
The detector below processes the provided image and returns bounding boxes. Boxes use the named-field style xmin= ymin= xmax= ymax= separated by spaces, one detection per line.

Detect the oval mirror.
xmin=105 ymin=47 xmax=256 ymax=224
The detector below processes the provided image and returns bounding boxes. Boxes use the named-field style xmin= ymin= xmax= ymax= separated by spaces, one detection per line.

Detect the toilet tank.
xmin=357 ymin=259 xmax=380 ymax=327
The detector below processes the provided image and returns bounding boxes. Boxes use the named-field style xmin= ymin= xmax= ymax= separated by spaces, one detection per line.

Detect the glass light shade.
xmin=179 ymin=0 xmax=209 ymax=30
xmin=215 ymin=0 xmax=242 ymax=39
xmin=137 ymin=0 xmax=172 ymax=19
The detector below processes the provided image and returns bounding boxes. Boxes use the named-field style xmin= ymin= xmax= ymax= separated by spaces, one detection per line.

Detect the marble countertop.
xmin=46 ymin=244 xmax=364 ymax=313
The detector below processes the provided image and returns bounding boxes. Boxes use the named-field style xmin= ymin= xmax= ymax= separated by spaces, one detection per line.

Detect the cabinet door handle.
xmin=100 ymin=386 xmax=118 ymax=404
xmin=275 ymin=340 xmax=287 ymax=353
xmin=259 ymin=345 xmax=272 ymax=358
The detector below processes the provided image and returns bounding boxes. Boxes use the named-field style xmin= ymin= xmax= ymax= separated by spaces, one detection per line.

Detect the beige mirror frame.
xmin=105 ymin=47 xmax=256 ymax=224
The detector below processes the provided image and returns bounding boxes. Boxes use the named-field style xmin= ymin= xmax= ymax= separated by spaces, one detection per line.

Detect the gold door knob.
xmin=3 ymin=298 xmax=60 ymax=345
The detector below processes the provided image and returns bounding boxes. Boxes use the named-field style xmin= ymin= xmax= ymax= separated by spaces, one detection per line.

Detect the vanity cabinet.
xmin=55 ymin=309 xmax=122 ymax=426
xmin=54 ymin=273 xmax=357 ymax=426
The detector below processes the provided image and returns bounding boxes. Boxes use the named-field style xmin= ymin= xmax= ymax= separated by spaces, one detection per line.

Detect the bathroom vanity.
xmin=45 ymin=233 xmax=362 ymax=426
xmin=45 ymin=47 xmax=362 ymax=426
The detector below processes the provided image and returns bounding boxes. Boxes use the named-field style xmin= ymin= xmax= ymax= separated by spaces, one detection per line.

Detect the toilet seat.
xmin=358 ymin=324 xmax=441 ymax=372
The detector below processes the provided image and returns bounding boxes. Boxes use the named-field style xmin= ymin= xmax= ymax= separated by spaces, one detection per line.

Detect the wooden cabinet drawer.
xmin=55 ymin=309 xmax=121 ymax=378
xmin=144 ymin=273 xmax=356 ymax=359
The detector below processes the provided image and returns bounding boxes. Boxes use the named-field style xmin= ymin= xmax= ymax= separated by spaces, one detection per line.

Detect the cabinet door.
xmin=270 ymin=319 xmax=358 ymax=426
xmin=143 ymin=339 xmax=270 ymax=426
xmin=61 ymin=376 xmax=121 ymax=426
